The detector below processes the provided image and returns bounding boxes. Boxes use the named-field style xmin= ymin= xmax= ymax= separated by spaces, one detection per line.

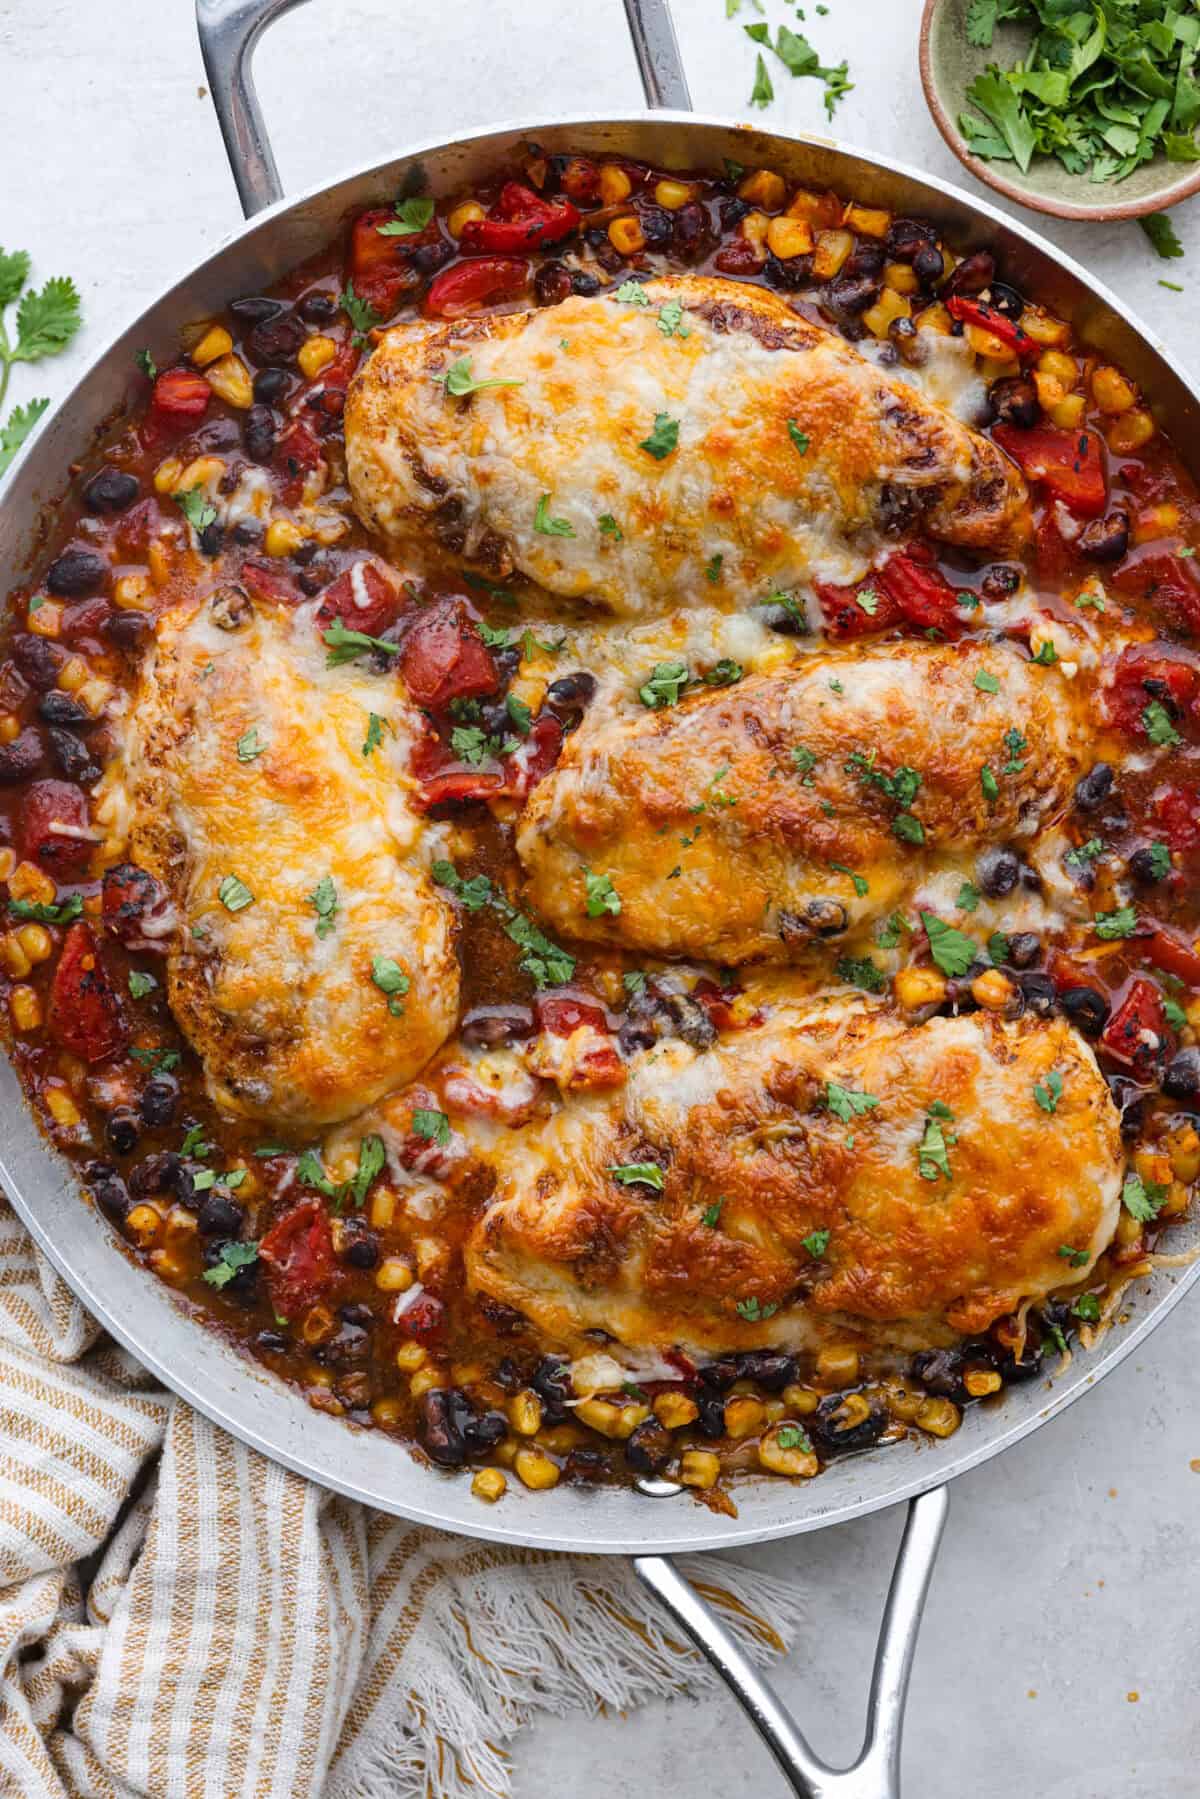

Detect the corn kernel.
xmin=880 ymin=1378 xmax=924 ymax=1422
xmin=864 ymin=288 xmax=911 ymax=339
xmin=298 ymin=335 xmax=337 ymax=380
xmin=0 ymin=849 xmax=14 ymax=884
xmin=894 ymin=966 xmax=947 ymax=1011
xmin=653 ymin=1391 xmax=699 ymax=1429
xmin=154 ymin=457 xmax=184 ymax=495
xmin=1019 ymin=305 xmax=1070 ymax=347
xmin=27 ymin=599 xmax=62 ymax=637
xmin=738 ymin=209 xmax=770 ymax=255
xmin=493 ymin=1437 xmax=518 ymax=1468
xmin=1165 ymin=1123 xmax=1200 ymax=1185
xmin=191 ymin=325 xmax=233 ymax=368
xmin=1091 ymin=364 xmax=1137 ymax=415
xmin=451 ymin=1361 xmax=485 ymax=1387
xmin=598 ymin=164 xmax=633 ymax=206
xmin=963 ymin=1369 xmax=1003 ymax=1398
xmin=883 ymin=260 xmax=920 ymax=295
xmin=179 ymin=455 xmax=224 ymax=493
xmin=395 ymin=1342 xmax=427 ymax=1372
xmin=843 ymin=201 xmax=891 ymax=238
xmin=1161 ymin=1180 xmax=1190 ymax=1218
xmin=0 ymin=714 xmax=18 ymax=746
xmin=57 ymin=656 xmax=87 ymax=693
xmin=508 ymin=1389 xmax=543 ymax=1436
xmin=374 ymin=1257 xmax=414 ymax=1292
xmin=113 ymin=574 xmax=151 ymax=610
xmin=125 ymin=1203 xmax=162 ymax=1247
xmin=1048 ymin=393 xmax=1086 ymax=430
xmin=723 ymin=1396 xmax=767 ymax=1439
xmin=575 ymin=1397 xmax=649 ymax=1439
xmin=9 ymin=862 xmax=55 ymax=905
xmin=370 ymin=1186 xmax=396 ymax=1229
xmin=409 ymin=1365 xmax=444 ymax=1399
xmin=738 ymin=169 xmax=786 ymax=212
xmin=300 ymin=1304 xmax=335 ymax=1345
xmin=372 ymin=1397 xmax=404 ymax=1428
xmin=205 ymin=353 xmax=254 ymax=409
xmin=679 ymin=1449 xmax=721 ymax=1490
xmin=757 ymin=1424 xmax=819 ymax=1478
xmin=916 ymin=301 xmax=953 ymax=337
xmin=472 ymin=1468 xmax=508 ymax=1503
xmin=654 ymin=178 xmax=696 ymax=210
xmin=607 ymin=215 xmax=645 ymax=256
xmin=1115 ymin=1209 xmax=1143 ymax=1248
xmin=1133 ymin=502 xmax=1180 ymax=543
xmin=16 ymin=924 xmax=52 ymax=964
xmin=816 ymin=1344 xmax=860 ymax=1386
xmin=264 ymin=517 xmax=306 ymax=558
xmin=916 ymin=1397 xmax=961 ymax=1438
xmin=448 ymin=200 xmax=486 ymax=238
xmin=0 ymin=936 xmax=31 ymax=979
xmin=766 ymin=216 xmax=814 ymax=260
xmin=812 ymin=228 xmax=853 ymax=280
xmin=1107 ymin=408 xmax=1155 ymax=453
xmin=970 ymin=969 xmax=1015 ymax=1011
xmin=1038 ymin=349 xmax=1078 ymax=387
xmin=10 ymin=985 xmax=42 ymax=1032
xmin=514 ymin=1446 xmax=560 ymax=1489
xmin=781 ymin=1383 xmax=820 ymax=1415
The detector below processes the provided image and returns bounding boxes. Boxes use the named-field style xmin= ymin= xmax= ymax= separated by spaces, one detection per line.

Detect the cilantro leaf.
xmin=1141 ymin=212 xmax=1185 ymax=259
xmin=836 ymin=954 xmax=885 ymax=993
xmin=1143 ymin=699 xmax=1182 ymax=747
xmin=825 ymin=1080 xmax=878 ymax=1122
xmin=371 ymin=954 xmax=410 ymax=1015
xmin=12 ymin=275 xmax=82 ymax=363
xmin=584 ymin=869 xmax=622 ymax=917
xmin=802 ymin=1228 xmax=831 ymax=1258
xmin=598 ymin=513 xmax=623 ymax=541
xmin=1122 ymin=1169 xmax=1168 ymax=1222
xmin=1034 ymin=1069 xmax=1063 ymax=1114
xmin=128 ymin=970 xmax=157 ymax=999
xmin=608 ymin=1162 xmax=665 ymax=1190
xmin=1094 ymin=906 xmax=1137 ymax=941
xmin=0 ymin=396 xmax=48 ymax=476
xmin=735 ymin=1295 xmax=779 ymax=1321
xmin=749 ymin=51 xmax=775 ymax=108
xmin=638 ymin=660 xmax=690 ymax=709
xmin=322 ymin=619 xmax=402 ymax=667
xmin=363 ymin=712 xmax=385 ymax=756
xmin=435 ymin=355 xmax=524 ymax=397
xmin=917 ymin=1114 xmax=953 ymax=1182
xmin=412 ymin=1108 xmax=451 ymax=1147
xmin=533 ymin=493 xmax=575 ymax=537
xmin=640 ymin=412 xmax=680 ymax=460
xmin=349 ymin=1135 xmax=387 ymax=1209
xmin=175 ymin=485 xmax=217 ymax=533
xmin=203 ymin=1241 xmax=259 ymax=1290
xmin=307 ymin=875 xmax=338 ymax=938
xmin=377 ymin=196 xmax=435 ymax=236
xmin=236 ymin=725 xmax=265 ymax=763
xmin=340 ymin=281 xmax=383 ymax=341
xmin=787 ymin=418 xmax=809 ymax=455
xmin=217 ymin=874 xmax=254 ymax=913
xmin=921 ymin=911 xmax=977 ymax=978
xmin=614 ymin=279 xmax=651 ymax=306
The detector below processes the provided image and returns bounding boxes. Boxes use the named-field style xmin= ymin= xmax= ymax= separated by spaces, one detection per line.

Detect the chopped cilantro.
xmin=702 ymin=1196 xmax=725 ymax=1228
xmin=127 ymin=970 xmax=157 ymax=1000
xmin=584 ymin=869 xmax=622 ymax=917
xmin=1033 ymin=1069 xmax=1063 ymax=1114
xmin=825 ymin=1080 xmax=878 ymax=1122
xmin=980 ymin=765 xmax=1000 ymax=804
xmin=829 ymin=862 xmax=869 ymax=897
xmin=836 ymin=954 xmax=885 ymax=992
xmin=917 ymin=1114 xmax=954 ymax=1182
xmin=377 ymin=196 xmax=434 ymax=236
xmin=1073 ymin=1292 xmax=1101 ymax=1324
xmin=1094 ymin=906 xmax=1137 ymax=940
xmin=614 ymin=279 xmax=651 ymax=306
xmin=802 ymin=1228 xmax=831 ymax=1258
xmin=533 ymin=493 xmax=575 ymax=537
xmin=236 ymin=725 xmax=265 ymax=763
xmin=638 ymin=660 xmax=690 ymax=709
xmin=203 ymin=1241 xmax=259 ymax=1290
xmin=8 ymin=893 xmax=83 ymax=924
xmin=1058 ymin=1244 xmax=1089 ymax=1268
xmin=322 ymin=619 xmax=401 ymax=667
xmin=974 ymin=669 xmax=1000 ymax=694
xmin=363 ymin=712 xmax=385 ymax=756
xmin=307 ymin=875 xmax=337 ymax=939
xmin=1143 ymin=699 xmax=1182 ymax=747
xmin=735 ymin=1295 xmax=780 ymax=1321
xmin=371 ymin=954 xmax=410 ymax=1016
xmin=705 ymin=552 xmax=724 ymax=584
xmin=787 ymin=418 xmax=809 ymax=455
xmin=412 ymin=1108 xmax=451 ymax=1147
xmin=598 ymin=513 xmax=623 ymax=541
xmin=217 ymin=874 xmax=254 ymax=913
xmin=434 ymin=355 xmax=524 ymax=397
xmin=956 ymin=881 xmax=980 ymax=913
xmin=1122 ymin=1169 xmax=1168 ymax=1222
xmin=921 ymin=912 xmax=977 ymax=978
xmin=608 ymin=1162 xmax=665 ymax=1190
xmin=175 ymin=486 xmax=217 ymax=534
xmin=640 ymin=412 xmax=680 ymax=460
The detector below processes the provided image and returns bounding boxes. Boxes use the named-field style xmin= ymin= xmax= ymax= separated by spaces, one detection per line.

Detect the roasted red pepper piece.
xmin=1152 ymin=788 xmax=1200 ymax=856
xmin=816 ymin=573 xmax=902 ymax=638
xmin=1112 ymin=546 xmax=1200 ymax=635
xmin=877 ymin=549 xmax=967 ymax=637
xmin=315 ymin=562 xmax=403 ymax=640
xmin=1144 ymin=924 xmax=1200 ymax=987
xmin=399 ymin=598 xmax=499 ymax=710
xmin=259 ymin=1200 xmax=337 ymax=1318
xmin=48 ymin=922 xmax=127 ymax=1063
xmin=147 ymin=368 xmax=210 ymax=435
xmin=240 ymin=558 xmax=303 ymax=607
xmin=1100 ymin=977 xmax=1172 ymax=1073
xmin=993 ymin=424 xmax=1107 ymax=518
xmin=395 ymin=1292 xmax=446 ymax=1344
xmin=424 ymin=258 xmax=531 ymax=319
xmin=348 ymin=208 xmax=447 ymax=315
xmin=274 ymin=418 xmax=325 ymax=503
xmin=20 ymin=780 xmax=92 ymax=872
xmin=558 ymin=157 xmax=601 ymax=204
xmin=505 ymin=713 xmax=564 ymax=798
xmin=535 ymin=994 xmax=609 ymax=1036
xmin=1102 ymin=642 xmax=1199 ymax=738
xmin=410 ymin=734 xmax=507 ymax=810
xmin=459 ymin=183 xmax=580 ymax=254
xmin=946 ymin=296 xmax=1038 ymax=362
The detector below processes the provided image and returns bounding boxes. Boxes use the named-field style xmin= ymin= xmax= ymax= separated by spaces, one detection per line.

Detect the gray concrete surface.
xmin=2 ymin=1 xmax=1198 ymax=1792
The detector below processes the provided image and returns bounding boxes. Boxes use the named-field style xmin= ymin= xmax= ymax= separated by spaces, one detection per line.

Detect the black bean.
xmin=885 ymin=217 xmax=937 ymax=261
xmin=420 ymin=1389 xmax=470 ymax=1467
xmin=942 ymin=250 xmax=995 ymax=297
xmin=913 ymin=244 xmax=945 ymax=287
xmin=699 ymin=1357 xmax=739 ymax=1391
xmin=190 ymin=417 xmax=242 ymax=454
xmin=563 ymin=1447 xmax=611 ymax=1484
xmin=411 ymin=240 xmax=453 ymax=278
xmin=0 ymin=730 xmax=44 ymax=782
xmin=1074 ymin=762 xmax=1114 ymax=812
xmin=530 ymin=1355 xmax=572 ymax=1424
xmin=1077 ymin=509 xmax=1130 ymax=563
xmin=248 ymin=310 xmax=306 ymax=366
xmin=230 ymin=519 xmax=263 ymax=547
xmin=103 ymin=611 xmax=150 ymax=653
xmin=987 ymin=282 xmax=1024 ymax=321
xmin=198 ymin=522 xmax=224 ymax=559
xmin=83 ymin=467 xmax=140 ymax=513
xmin=1018 ymin=971 xmax=1056 ymax=1016
xmin=592 ymin=240 xmax=625 ymax=273
xmin=299 ymin=291 xmax=337 ymax=323
xmin=720 ymin=197 xmax=751 ymax=229
xmin=976 ymin=846 xmax=1020 ymax=898
xmin=625 ymin=1419 xmax=673 ymax=1475
xmin=463 ymin=1410 xmax=508 ymax=1453
xmin=809 ymin=1392 xmax=887 ymax=1454
xmin=197 ymin=1193 xmax=243 ymax=1237
xmin=257 ymin=1330 xmax=290 ymax=1354
xmin=344 ymin=1233 xmax=380 ymax=1270
xmin=105 ymin=1109 xmax=141 ymax=1155
xmin=46 ymin=729 xmax=99 ymax=785
xmin=1129 ymin=844 xmax=1168 ymax=885
xmin=128 ymin=1151 xmax=183 ymax=1201
xmin=545 ymin=670 xmax=597 ymax=720
xmin=671 ymin=201 xmax=713 ymax=262
xmin=46 ymin=547 xmax=109 ymax=597
xmin=661 ymin=992 xmax=717 ymax=1050
xmin=803 ymin=898 xmax=849 ymax=938
xmin=37 ymin=691 xmax=89 ymax=728
xmin=1163 ymin=1047 xmax=1200 ymax=1100
xmin=735 ymin=1351 xmax=798 ymax=1391
xmin=321 ymin=1318 xmax=371 ymax=1367
xmin=230 ymin=296 xmax=284 ymax=325
xmin=84 ymin=1160 xmax=130 ymax=1221
xmin=757 ymin=597 xmax=809 ymax=636
xmin=1059 ymin=986 xmax=1109 ymax=1037
xmin=251 ymin=367 xmax=291 ymax=405
xmin=460 ymin=1005 xmax=536 ymax=1048
xmin=910 ymin=1347 xmax=967 ymax=1402
xmin=570 ymin=270 xmax=603 ymax=297
xmin=1105 ymin=1073 xmax=1146 ymax=1140
xmin=12 ymin=633 xmax=65 ymax=690
xmin=827 ymin=273 xmax=881 ymax=316
xmin=139 ymin=1076 xmax=179 ymax=1128
xmin=696 ymin=1392 xmax=727 ymax=1438
xmin=995 ymin=1341 xmax=1043 ymax=1384
xmin=844 ymin=242 xmax=885 ymax=280
xmin=763 ymin=251 xmax=815 ymax=292
xmin=636 ymin=205 xmax=673 ymax=251
xmin=1007 ymin=932 xmax=1041 ymax=969
xmin=980 ymin=563 xmax=1022 ymax=601
xmin=534 ymin=261 xmax=573 ymax=307
xmin=244 ymin=404 xmax=277 ymax=464
xmin=988 ymin=375 xmax=1039 ymax=430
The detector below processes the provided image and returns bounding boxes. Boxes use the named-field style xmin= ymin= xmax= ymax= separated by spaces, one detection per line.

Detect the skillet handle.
xmin=196 ymin=0 xmax=692 ymax=220
xmin=633 ymin=1484 xmax=949 ymax=1799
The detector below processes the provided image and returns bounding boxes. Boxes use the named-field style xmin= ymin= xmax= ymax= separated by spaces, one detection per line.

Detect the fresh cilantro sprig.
xmin=0 ymin=251 xmax=82 ymax=477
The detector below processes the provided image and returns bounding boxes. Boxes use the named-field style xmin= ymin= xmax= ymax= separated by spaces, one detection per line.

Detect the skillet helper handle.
xmin=196 ymin=0 xmax=692 ymax=220
xmin=633 ymin=1485 xmax=949 ymax=1799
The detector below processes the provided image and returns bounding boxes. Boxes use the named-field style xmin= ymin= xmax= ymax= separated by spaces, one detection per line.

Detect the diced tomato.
xmin=102 ymin=862 xmax=172 ymax=949
xmin=258 ymin=1200 xmax=336 ymax=1318
xmin=817 ymin=573 xmax=902 ymax=638
xmin=1112 ymin=546 xmax=1200 ymax=636
xmin=1102 ymin=642 xmax=1200 ymax=738
xmin=1152 ymin=787 xmax=1200 ymax=855
xmin=47 ymin=923 xmax=127 ymax=1063
xmin=877 ymin=549 xmax=967 ymax=637
xmin=1100 ymin=977 xmax=1172 ymax=1073
xmin=348 ymin=208 xmax=450 ymax=316
xmin=558 ymin=156 xmax=601 ymax=204
xmin=692 ymin=978 xmax=740 ymax=1032
xmin=424 ymin=258 xmax=531 ymax=319
xmin=1144 ymin=924 xmax=1200 ymax=987
xmin=399 ymin=597 xmax=499 ymax=710
xmin=395 ymin=1292 xmax=446 ymax=1345
xmin=535 ymin=994 xmax=610 ymax=1036
xmin=314 ymin=562 xmax=403 ymax=640
xmin=240 ymin=558 xmax=303 ymax=607
xmin=410 ymin=734 xmax=506 ymax=810
xmin=459 ymin=183 xmax=580 ymax=254
xmin=20 ymin=781 xmax=92 ymax=872
xmin=115 ymin=497 xmax=167 ymax=559
xmin=993 ymin=424 xmax=1107 ymax=518
xmin=1033 ymin=509 xmax=1077 ymax=586
xmin=946 ymin=296 xmax=1039 ymax=362
xmin=147 ymin=368 xmax=210 ymax=437
xmin=274 ymin=418 xmax=325 ymax=503
xmin=505 ymin=713 xmax=563 ymax=798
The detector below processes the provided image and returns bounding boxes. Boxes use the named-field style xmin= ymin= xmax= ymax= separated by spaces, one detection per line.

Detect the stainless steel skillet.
xmin=2 ymin=2 xmax=1199 ymax=1791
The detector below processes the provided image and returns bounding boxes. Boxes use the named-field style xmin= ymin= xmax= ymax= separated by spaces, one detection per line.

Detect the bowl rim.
xmin=917 ymin=0 xmax=1200 ymax=222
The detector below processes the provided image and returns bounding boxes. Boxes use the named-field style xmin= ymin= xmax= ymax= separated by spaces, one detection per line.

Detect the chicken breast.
xmin=465 ymin=997 xmax=1123 ymax=1358
xmin=120 ymin=589 xmax=458 ymax=1126
xmin=516 ymin=642 xmax=1083 ymax=964
xmin=345 ymin=275 xmax=1030 ymax=619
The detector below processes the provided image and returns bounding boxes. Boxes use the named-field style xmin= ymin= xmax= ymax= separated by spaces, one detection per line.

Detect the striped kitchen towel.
xmin=0 ymin=1196 xmax=806 ymax=1798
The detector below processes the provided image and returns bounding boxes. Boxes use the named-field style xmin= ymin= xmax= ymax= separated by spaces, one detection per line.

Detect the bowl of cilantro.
xmin=919 ymin=0 xmax=1200 ymax=222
